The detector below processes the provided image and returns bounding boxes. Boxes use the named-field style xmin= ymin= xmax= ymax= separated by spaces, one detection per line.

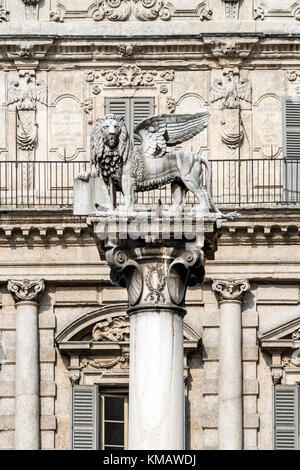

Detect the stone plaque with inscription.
xmin=253 ymin=95 xmax=282 ymax=158
xmin=50 ymin=97 xmax=84 ymax=160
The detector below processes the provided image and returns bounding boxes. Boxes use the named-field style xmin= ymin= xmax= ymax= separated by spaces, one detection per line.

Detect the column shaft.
xmin=15 ymin=301 xmax=40 ymax=450
xmin=218 ymin=300 xmax=243 ymax=450
xmin=128 ymin=307 xmax=185 ymax=450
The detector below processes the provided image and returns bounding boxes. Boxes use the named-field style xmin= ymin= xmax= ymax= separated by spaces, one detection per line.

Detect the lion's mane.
xmin=90 ymin=114 xmax=130 ymax=171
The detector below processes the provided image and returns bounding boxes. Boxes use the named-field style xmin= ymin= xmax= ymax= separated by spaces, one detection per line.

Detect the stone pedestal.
xmin=8 ymin=279 xmax=45 ymax=450
xmin=88 ymin=212 xmax=219 ymax=450
xmin=212 ymin=279 xmax=250 ymax=450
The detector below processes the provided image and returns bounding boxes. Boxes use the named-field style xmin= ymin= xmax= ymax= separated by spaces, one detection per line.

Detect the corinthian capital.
xmin=8 ymin=279 xmax=45 ymax=303
xmin=212 ymin=279 xmax=250 ymax=302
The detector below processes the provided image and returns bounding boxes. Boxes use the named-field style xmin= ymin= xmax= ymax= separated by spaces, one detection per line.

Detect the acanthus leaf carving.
xmin=102 ymin=65 xmax=157 ymax=87
xmin=93 ymin=0 xmax=131 ymax=22
xmin=271 ymin=369 xmax=283 ymax=385
xmin=92 ymin=316 xmax=130 ymax=342
xmin=132 ymin=0 xmax=171 ymax=21
xmin=83 ymin=98 xmax=94 ymax=125
xmin=166 ymin=97 xmax=176 ymax=113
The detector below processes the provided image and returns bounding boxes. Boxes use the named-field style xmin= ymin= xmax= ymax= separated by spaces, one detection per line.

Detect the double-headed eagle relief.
xmin=86 ymin=112 xmax=239 ymax=220
xmin=211 ymin=68 xmax=251 ymax=109
xmin=7 ymin=70 xmax=47 ymax=110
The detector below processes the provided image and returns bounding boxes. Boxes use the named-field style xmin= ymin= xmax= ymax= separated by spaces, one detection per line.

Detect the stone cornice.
xmin=0 ymin=36 xmax=299 ymax=65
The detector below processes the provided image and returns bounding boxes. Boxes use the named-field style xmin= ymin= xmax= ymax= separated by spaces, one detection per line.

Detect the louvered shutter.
xmin=274 ymin=385 xmax=299 ymax=450
xmin=283 ymin=97 xmax=300 ymax=159
xmin=105 ymin=98 xmax=130 ymax=129
xmin=283 ymin=97 xmax=300 ymax=201
xmin=131 ymin=98 xmax=155 ymax=129
xmin=72 ymin=385 xmax=99 ymax=450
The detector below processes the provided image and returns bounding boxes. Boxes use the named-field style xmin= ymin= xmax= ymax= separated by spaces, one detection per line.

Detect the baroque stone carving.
xmin=85 ymin=71 xmax=99 ymax=83
xmin=22 ymin=0 xmax=40 ymax=4
xmin=283 ymin=349 xmax=300 ymax=368
xmin=221 ymin=109 xmax=244 ymax=149
xmin=89 ymin=112 xmax=238 ymax=219
xmin=102 ymin=65 xmax=157 ymax=87
xmin=254 ymin=7 xmax=265 ymax=20
xmin=83 ymin=99 xmax=93 ymax=125
xmin=8 ymin=279 xmax=45 ymax=302
xmin=212 ymin=279 xmax=250 ymax=302
xmin=7 ymin=70 xmax=47 ymax=110
xmin=93 ymin=0 xmax=131 ymax=22
xmin=16 ymin=110 xmax=38 ymax=151
xmin=92 ymin=316 xmax=130 ymax=342
xmin=69 ymin=371 xmax=81 ymax=384
xmin=166 ymin=97 xmax=176 ymax=113
xmin=132 ymin=0 xmax=172 ymax=21
xmin=211 ymin=68 xmax=252 ymax=109
xmin=0 ymin=8 xmax=9 ymax=22
xmin=50 ymin=9 xmax=64 ymax=22
xmin=144 ymin=263 xmax=166 ymax=304
xmin=271 ymin=369 xmax=283 ymax=385
xmin=81 ymin=349 xmax=130 ymax=370
xmin=223 ymin=0 xmax=240 ymax=18
xmin=199 ymin=7 xmax=212 ymax=21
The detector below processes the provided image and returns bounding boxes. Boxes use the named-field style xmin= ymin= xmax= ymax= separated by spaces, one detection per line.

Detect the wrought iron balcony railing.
xmin=0 ymin=158 xmax=299 ymax=209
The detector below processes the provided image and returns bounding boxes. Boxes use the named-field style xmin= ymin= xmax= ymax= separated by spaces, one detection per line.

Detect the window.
xmin=71 ymin=385 xmax=128 ymax=450
xmin=283 ymin=97 xmax=300 ymax=201
xmin=105 ymin=97 xmax=155 ymax=139
xmin=100 ymin=393 xmax=128 ymax=450
xmin=273 ymin=385 xmax=300 ymax=450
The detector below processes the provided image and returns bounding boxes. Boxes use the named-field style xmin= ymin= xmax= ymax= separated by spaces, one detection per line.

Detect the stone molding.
xmin=7 ymin=279 xmax=45 ymax=303
xmin=212 ymin=279 xmax=250 ymax=302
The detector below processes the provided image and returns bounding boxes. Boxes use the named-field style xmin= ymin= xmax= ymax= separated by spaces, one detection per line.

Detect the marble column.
xmin=212 ymin=279 xmax=250 ymax=450
xmin=8 ymin=279 xmax=45 ymax=450
xmin=88 ymin=214 xmax=219 ymax=450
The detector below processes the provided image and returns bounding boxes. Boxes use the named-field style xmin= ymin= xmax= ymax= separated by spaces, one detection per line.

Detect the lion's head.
xmin=90 ymin=114 xmax=130 ymax=172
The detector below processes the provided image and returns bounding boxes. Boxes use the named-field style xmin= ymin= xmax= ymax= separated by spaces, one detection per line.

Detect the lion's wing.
xmin=134 ymin=113 xmax=210 ymax=158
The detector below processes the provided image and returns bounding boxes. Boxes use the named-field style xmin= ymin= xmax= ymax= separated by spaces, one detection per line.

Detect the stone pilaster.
xmin=212 ymin=279 xmax=250 ymax=450
xmin=88 ymin=214 xmax=219 ymax=450
xmin=8 ymin=279 xmax=45 ymax=450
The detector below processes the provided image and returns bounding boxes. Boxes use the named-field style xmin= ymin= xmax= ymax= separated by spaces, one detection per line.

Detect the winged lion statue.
xmin=81 ymin=112 xmax=239 ymax=220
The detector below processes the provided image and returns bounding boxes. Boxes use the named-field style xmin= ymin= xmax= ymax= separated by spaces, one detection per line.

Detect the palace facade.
xmin=0 ymin=0 xmax=300 ymax=450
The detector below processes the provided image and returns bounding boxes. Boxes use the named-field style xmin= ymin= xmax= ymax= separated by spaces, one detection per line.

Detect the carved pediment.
xmin=56 ymin=304 xmax=201 ymax=352
xmin=259 ymin=317 xmax=300 ymax=353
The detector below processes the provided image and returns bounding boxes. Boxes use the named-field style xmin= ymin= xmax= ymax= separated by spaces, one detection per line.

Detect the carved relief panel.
xmin=48 ymin=0 xmax=213 ymax=22
xmin=254 ymin=0 xmax=300 ymax=21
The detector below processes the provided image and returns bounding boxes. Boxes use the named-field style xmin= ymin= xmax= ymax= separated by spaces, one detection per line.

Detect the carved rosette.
xmin=212 ymin=279 xmax=250 ymax=303
xmin=8 ymin=279 xmax=45 ymax=303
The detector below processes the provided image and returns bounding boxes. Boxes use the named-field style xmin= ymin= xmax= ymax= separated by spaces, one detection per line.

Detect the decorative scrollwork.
xmin=93 ymin=0 xmax=131 ymax=22
xmin=212 ymin=279 xmax=250 ymax=302
xmin=92 ymin=316 xmax=130 ymax=342
xmin=144 ymin=263 xmax=166 ymax=304
xmin=0 ymin=8 xmax=9 ymax=22
xmin=132 ymin=0 xmax=171 ymax=21
xmin=102 ymin=65 xmax=157 ymax=87
xmin=8 ymin=279 xmax=45 ymax=303
xmin=81 ymin=349 xmax=129 ymax=370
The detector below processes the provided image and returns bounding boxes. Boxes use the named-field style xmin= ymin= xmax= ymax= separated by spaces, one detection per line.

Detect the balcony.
xmin=0 ymin=159 xmax=299 ymax=210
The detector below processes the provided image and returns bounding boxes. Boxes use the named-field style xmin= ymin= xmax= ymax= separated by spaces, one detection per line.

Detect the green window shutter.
xmin=131 ymin=98 xmax=155 ymax=130
xmin=274 ymin=385 xmax=299 ymax=450
xmin=283 ymin=97 xmax=300 ymax=159
xmin=105 ymin=98 xmax=130 ymax=130
xmin=72 ymin=385 xmax=99 ymax=450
